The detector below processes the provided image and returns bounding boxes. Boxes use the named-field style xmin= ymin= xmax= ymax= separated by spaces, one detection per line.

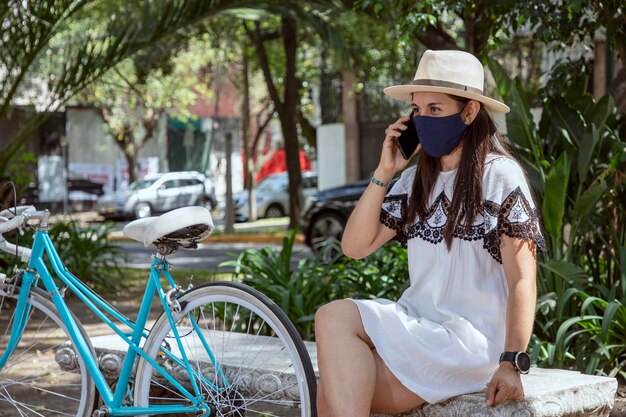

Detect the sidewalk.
xmin=50 ymin=211 xmax=303 ymax=244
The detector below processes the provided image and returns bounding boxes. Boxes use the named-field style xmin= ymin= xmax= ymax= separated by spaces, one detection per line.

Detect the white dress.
xmin=351 ymin=154 xmax=546 ymax=404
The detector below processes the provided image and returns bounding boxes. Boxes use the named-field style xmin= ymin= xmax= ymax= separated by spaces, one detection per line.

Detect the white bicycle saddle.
xmin=123 ymin=206 xmax=214 ymax=248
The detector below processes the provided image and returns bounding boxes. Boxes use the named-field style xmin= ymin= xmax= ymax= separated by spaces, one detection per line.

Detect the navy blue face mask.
xmin=412 ymin=112 xmax=468 ymax=158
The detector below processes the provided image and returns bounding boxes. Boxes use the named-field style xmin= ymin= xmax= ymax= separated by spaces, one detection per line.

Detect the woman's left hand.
xmin=483 ymin=363 xmax=524 ymax=406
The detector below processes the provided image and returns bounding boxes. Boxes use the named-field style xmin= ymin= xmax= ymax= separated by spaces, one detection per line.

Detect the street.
xmin=115 ymin=239 xmax=313 ymax=271
xmin=111 ymin=214 xmax=313 ymax=271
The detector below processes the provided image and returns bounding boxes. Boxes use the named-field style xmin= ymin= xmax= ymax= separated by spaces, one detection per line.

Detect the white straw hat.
xmin=384 ymin=50 xmax=510 ymax=114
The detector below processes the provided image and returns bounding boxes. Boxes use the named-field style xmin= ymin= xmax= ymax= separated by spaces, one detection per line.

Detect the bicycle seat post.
xmin=155 ymin=242 xmax=180 ymax=258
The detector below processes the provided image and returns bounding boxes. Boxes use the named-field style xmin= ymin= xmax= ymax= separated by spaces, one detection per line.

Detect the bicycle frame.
xmin=0 ymin=227 xmax=218 ymax=416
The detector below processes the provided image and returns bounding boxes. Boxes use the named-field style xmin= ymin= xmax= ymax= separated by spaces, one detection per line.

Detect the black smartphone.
xmin=394 ymin=113 xmax=419 ymax=160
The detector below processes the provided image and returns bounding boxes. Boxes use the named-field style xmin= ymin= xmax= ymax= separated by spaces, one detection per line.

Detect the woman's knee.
xmin=315 ymin=299 xmax=362 ymax=338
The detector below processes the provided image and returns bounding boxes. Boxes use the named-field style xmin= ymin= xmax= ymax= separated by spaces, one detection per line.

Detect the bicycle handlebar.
xmin=0 ymin=205 xmax=36 ymax=219
xmin=0 ymin=206 xmax=47 ymax=262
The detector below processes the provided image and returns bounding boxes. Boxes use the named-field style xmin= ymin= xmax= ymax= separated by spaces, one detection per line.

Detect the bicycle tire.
xmin=134 ymin=281 xmax=317 ymax=417
xmin=0 ymin=284 xmax=96 ymax=417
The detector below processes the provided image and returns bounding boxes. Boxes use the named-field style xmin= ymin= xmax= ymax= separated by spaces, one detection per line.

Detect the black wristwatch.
xmin=499 ymin=351 xmax=531 ymax=374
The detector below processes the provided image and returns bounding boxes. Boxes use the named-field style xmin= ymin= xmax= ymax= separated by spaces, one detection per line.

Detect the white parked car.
xmin=233 ymin=171 xmax=318 ymax=221
xmin=97 ymin=171 xmax=217 ymax=219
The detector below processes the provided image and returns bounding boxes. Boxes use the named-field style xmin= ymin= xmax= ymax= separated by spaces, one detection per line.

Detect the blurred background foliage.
xmin=0 ymin=0 xmax=624 ymax=379
xmin=1 ymin=219 xmax=126 ymax=292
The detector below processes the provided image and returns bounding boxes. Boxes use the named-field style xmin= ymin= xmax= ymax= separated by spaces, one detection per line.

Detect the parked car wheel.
xmin=134 ymin=202 xmax=152 ymax=219
xmin=301 ymin=177 xmax=396 ymax=256
xmin=307 ymin=211 xmax=346 ymax=259
xmin=202 ymin=196 xmax=217 ymax=211
xmin=265 ymin=204 xmax=285 ymax=218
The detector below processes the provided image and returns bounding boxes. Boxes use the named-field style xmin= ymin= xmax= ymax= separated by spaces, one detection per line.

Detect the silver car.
xmin=233 ymin=172 xmax=318 ymax=221
xmin=97 ymin=171 xmax=216 ymax=219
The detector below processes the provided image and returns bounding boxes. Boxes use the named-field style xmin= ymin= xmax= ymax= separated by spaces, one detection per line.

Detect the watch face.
xmin=515 ymin=352 xmax=531 ymax=373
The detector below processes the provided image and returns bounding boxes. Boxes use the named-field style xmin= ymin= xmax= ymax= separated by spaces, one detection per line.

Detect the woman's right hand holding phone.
xmin=376 ymin=115 xmax=421 ymax=182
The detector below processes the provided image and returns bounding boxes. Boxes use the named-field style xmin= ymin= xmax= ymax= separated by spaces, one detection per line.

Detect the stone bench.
xmin=62 ymin=334 xmax=618 ymax=417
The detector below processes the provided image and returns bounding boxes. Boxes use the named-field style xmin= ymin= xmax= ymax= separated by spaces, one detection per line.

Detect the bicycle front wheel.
xmin=0 ymin=284 xmax=96 ymax=416
xmin=134 ymin=281 xmax=317 ymax=417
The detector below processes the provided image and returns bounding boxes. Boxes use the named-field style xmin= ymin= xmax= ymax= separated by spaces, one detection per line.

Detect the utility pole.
xmin=223 ymin=131 xmax=234 ymax=234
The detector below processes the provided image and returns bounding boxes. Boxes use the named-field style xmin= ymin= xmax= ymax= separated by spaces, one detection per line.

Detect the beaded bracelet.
xmin=370 ymin=177 xmax=386 ymax=188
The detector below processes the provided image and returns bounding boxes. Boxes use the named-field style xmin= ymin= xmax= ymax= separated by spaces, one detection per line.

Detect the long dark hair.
xmin=405 ymin=96 xmax=512 ymax=248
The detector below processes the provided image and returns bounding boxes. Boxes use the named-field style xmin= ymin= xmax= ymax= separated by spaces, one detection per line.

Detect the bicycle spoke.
xmin=134 ymin=282 xmax=316 ymax=417
xmin=0 ymin=285 xmax=95 ymax=416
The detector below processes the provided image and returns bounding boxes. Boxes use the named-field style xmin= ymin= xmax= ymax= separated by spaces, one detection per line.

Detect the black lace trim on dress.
xmin=379 ymin=187 xmax=547 ymax=263
xmin=380 ymin=194 xmax=408 ymax=244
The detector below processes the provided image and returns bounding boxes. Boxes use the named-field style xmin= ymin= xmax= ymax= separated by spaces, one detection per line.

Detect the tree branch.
xmin=243 ymin=21 xmax=284 ymax=114
xmin=419 ymin=24 xmax=459 ymax=51
xmin=252 ymin=102 xmax=276 ymax=154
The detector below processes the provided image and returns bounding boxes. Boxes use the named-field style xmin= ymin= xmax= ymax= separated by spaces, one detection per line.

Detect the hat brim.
xmin=384 ymin=85 xmax=510 ymax=114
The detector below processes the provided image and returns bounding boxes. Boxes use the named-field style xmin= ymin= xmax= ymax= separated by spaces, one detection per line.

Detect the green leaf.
xmin=555 ymin=315 xmax=601 ymax=353
xmin=541 ymin=152 xmax=571 ymax=241
xmin=588 ymin=95 xmax=613 ymax=132
xmin=539 ymin=260 xmax=590 ymax=285
xmin=576 ymin=128 xmax=599 ymax=184
xmin=570 ymin=180 xmax=606 ymax=221
xmin=556 ymin=287 xmax=582 ymax=318
xmin=601 ymin=301 xmax=623 ymax=341
xmin=551 ymin=99 xmax=584 ymax=146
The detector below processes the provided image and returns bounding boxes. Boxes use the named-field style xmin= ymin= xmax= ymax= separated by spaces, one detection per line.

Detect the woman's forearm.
xmin=341 ymin=168 xmax=396 ymax=259
xmin=500 ymin=236 xmax=538 ymax=353
xmin=503 ymin=276 xmax=536 ymax=351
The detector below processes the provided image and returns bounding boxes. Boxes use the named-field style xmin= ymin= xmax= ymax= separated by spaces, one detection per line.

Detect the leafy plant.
xmin=490 ymin=58 xmax=626 ymax=376
xmin=2 ymin=220 xmax=127 ymax=292
xmin=331 ymin=241 xmax=410 ymax=301
xmin=49 ymin=221 xmax=127 ymax=292
xmin=223 ymin=230 xmax=410 ymax=340
xmin=222 ymin=230 xmax=342 ymax=340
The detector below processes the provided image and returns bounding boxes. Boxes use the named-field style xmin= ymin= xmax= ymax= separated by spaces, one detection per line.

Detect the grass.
xmin=103 ymin=267 xmax=236 ymax=295
xmin=210 ymin=227 xmax=290 ymax=236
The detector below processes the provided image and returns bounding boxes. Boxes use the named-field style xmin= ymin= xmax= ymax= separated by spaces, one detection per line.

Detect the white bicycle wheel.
xmin=0 ymin=284 xmax=96 ymax=417
xmin=134 ymin=281 xmax=316 ymax=417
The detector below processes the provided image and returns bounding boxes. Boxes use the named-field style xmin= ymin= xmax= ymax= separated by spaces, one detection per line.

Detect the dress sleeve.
xmin=379 ymin=167 xmax=414 ymax=246
xmin=482 ymin=157 xmax=547 ymax=263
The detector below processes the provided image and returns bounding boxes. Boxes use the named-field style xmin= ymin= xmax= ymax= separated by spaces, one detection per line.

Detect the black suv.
xmin=301 ymin=178 xmax=399 ymax=257
xmin=301 ymin=179 xmax=370 ymax=256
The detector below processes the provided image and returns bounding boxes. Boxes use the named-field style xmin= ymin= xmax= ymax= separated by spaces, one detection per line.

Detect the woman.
xmin=314 ymin=50 xmax=546 ymax=417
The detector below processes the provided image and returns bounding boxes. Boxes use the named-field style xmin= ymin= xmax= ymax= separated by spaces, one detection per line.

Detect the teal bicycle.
xmin=0 ymin=205 xmax=316 ymax=417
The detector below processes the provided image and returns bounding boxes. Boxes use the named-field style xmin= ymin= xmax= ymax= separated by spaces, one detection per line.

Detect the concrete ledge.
xmin=372 ymin=368 xmax=617 ymax=417
xmin=61 ymin=334 xmax=617 ymax=417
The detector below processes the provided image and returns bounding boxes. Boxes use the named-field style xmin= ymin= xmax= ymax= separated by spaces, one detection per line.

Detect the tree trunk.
xmin=298 ymin=109 xmax=316 ymax=149
xmin=319 ymin=46 xmax=337 ymax=125
xmin=125 ymin=137 xmax=137 ymax=185
xmin=246 ymin=19 xmax=304 ymax=229
xmin=464 ymin=10 xmax=476 ymax=55
xmin=609 ymin=47 xmax=626 ymax=115
xmin=280 ymin=17 xmax=303 ymax=229
xmin=242 ymin=50 xmax=258 ymax=221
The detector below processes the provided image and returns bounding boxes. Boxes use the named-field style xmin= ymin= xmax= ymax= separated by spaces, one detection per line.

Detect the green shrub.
xmin=222 ymin=230 xmax=344 ymax=340
xmin=331 ymin=241 xmax=409 ymax=301
xmin=490 ymin=58 xmax=625 ymax=376
xmin=223 ymin=230 xmax=410 ymax=341
xmin=2 ymin=220 xmax=126 ymax=292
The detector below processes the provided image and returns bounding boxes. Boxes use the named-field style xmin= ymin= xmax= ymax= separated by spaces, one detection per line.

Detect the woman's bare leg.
xmin=315 ymin=300 xmax=377 ymax=417
xmin=315 ymin=299 xmax=425 ymax=417
xmin=370 ymin=349 xmax=426 ymax=414
xmin=316 ymin=382 xmax=331 ymax=417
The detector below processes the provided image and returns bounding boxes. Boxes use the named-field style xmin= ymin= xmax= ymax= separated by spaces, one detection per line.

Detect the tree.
xmin=0 ymin=0 xmax=303 ymax=205
xmin=78 ymin=35 xmax=214 ymax=183
xmin=241 ymin=3 xmax=349 ymax=228
xmin=245 ymin=17 xmax=305 ymax=228
xmin=356 ymin=0 xmax=626 ymax=110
